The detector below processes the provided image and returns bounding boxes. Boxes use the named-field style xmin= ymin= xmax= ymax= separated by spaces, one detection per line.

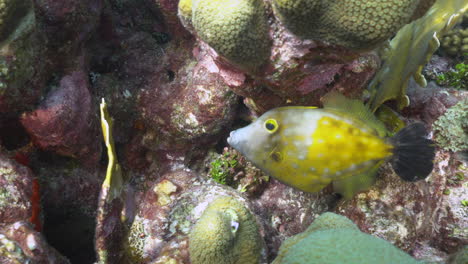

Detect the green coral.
xmin=273 ymin=212 xmax=422 ymax=264
xmin=437 ymin=63 xmax=468 ymax=89
xmin=189 ymin=196 xmax=262 ymax=264
xmin=440 ymin=28 xmax=468 ymax=56
xmin=367 ymin=0 xmax=468 ymax=111
xmin=272 ymin=0 xmax=434 ymax=50
xmin=178 ymin=0 xmax=271 ymax=72
xmin=433 ymin=99 xmax=468 ymax=152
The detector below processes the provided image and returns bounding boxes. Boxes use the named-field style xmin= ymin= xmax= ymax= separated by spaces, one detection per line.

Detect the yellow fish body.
xmin=227 ymin=93 xmax=435 ymax=197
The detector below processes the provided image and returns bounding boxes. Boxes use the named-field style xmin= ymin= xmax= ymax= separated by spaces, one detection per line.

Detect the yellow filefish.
xmin=227 ymin=92 xmax=435 ymax=198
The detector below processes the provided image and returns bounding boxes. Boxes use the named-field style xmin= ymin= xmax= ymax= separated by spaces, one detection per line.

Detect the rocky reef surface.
xmin=0 ymin=0 xmax=467 ymax=263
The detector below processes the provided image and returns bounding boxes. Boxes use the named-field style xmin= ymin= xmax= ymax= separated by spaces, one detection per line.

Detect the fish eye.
xmin=264 ymin=119 xmax=279 ymax=133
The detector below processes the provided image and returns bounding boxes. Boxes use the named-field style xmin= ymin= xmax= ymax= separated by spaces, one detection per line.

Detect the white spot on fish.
xmin=321 ymin=120 xmax=330 ymax=125
xmin=298 ymin=155 xmax=306 ymax=160
xmin=335 ymin=134 xmax=342 ymax=139
xmin=317 ymin=153 xmax=324 ymax=158
xmin=292 ymin=163 xmax=299 ymax=169
xmin=294 ymin=141 xmax=301 ymax=147
xmin=323 ymin=168 xmax=330 ymax=174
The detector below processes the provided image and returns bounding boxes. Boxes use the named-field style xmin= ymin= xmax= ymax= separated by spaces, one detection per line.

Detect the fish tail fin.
xmin=389 ymin=123 xmax=435 ymax=182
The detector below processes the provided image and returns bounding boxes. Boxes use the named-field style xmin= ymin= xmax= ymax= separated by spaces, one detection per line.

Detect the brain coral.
xmin=189 ymin=196 xmax=262 ymax=264
xmin=273 ymin=212 xmax=422 ymax=264
xmin=179 ymin=0 xmax=271 ymax=72
xmin=272 ymin=0 xmax=435 ymax=50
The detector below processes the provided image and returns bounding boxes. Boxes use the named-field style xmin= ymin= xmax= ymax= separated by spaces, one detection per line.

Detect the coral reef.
xmin=0 ymin=0 xmax=467 ymax=263
xmin=273 ymin=212 xmax=421 ymax=264
xmin=273 ymin=0 xmax=434 ymax=50
xmin=189 ymin=196 xmax=262 ymax=264
xmin=0 ymin=222 xmax=69 ymax=263
xmin=21 ymin=71 xmax=102 ymax=166
xmin=0 ymin=152 xmax=33 ymax=225
xmin=0 ymin=0 xmax=49 ymax=117
xmin=433 ymin=98 xmax=468 ymax=152
xmin=440 ymin=28 xmax=468 ymax=56
xmin=180 ymin=0 xmax=270 ymax=72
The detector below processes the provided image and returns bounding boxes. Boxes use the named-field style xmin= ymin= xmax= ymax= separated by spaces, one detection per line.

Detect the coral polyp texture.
xmin=273 ymin=213 xmax=421 ymax=264
xmin=440 ymin=28 xmax=468 ymax=56
xmin=189 ymin=196 xmax=262 ymax=264
xmin=272 ymin=0 xmax=435 ymax=50
xmin=179 ymin=0 xmax=271 ymax=71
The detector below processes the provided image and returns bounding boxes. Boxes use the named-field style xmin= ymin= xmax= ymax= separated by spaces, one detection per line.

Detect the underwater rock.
xmin=123 ymin=169 xmax=199 ymax=263
xmin=252 ymin=179 xmax=337 ymax=262
xmin=0 ymin=152 xmax=33 ymax=225
xmin=21 ymin=71 xmax=101 ymax=166
xmin=0 ymin=222 xmax=70 ymax=264
xmin=121 ymin=170 xmax=268 ymax=263
xmin=0 ymin=0 xmax=49 ymax=118
xmin=272 ymin=212 xmax=422 ymax=264
xmin=336 ymin=154 xmax=467 ymax=262
xmin=433 ymin=98 xmax=468 ymax=153
xmin=138 ymin=46 xmax=239 ymax=164
xmin=402 ymin=80 xmax=465 ymax=125
xmin=194 ymin=35 xmax=380 ymax=115
xmin=33 ymin=0 xmax=104 ymax=64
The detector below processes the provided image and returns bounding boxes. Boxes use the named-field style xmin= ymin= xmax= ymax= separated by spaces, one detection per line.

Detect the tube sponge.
xmin=189 ymin=196 xmax=262 ymax=264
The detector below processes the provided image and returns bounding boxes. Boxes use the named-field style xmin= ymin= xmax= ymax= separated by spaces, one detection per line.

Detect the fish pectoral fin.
xmin=332 ymin=165 xmax=379 ymax=199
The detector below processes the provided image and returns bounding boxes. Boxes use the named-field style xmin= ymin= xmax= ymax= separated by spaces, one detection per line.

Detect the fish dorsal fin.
xmin=322 ymin=92 xmax=388 ymax=137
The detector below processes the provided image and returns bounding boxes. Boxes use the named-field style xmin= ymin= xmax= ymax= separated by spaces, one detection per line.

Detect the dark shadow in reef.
xmin=0 ymin=117 xmax=30 ymax=151
xmin=43 ymin=206 xmax=97 ymax=264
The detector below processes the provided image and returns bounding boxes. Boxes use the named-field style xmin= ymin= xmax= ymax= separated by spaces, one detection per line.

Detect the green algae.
xmin=436 ymin=63 xmax=468 ymax=89
xmin=368 ymin=0 xmax=468 ymax=112
xmin=433 ymin=98 xmax=468 ymax=152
